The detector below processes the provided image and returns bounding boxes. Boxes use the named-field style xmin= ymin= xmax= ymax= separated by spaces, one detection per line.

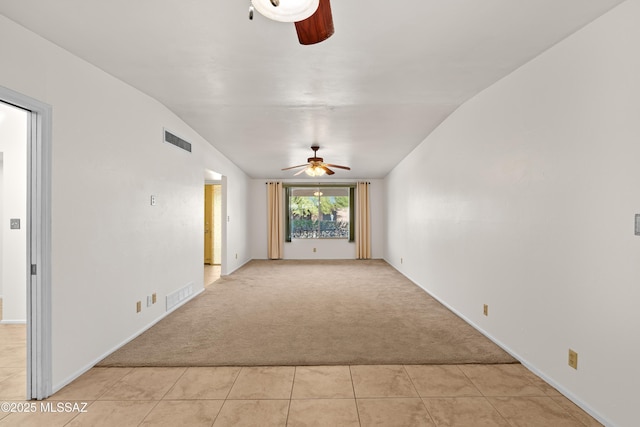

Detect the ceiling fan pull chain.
xmin=249 ymin=2 xmax=254 ymax=20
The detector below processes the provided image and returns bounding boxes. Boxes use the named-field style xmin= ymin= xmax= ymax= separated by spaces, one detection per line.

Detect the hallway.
xmin=204 ymin=264 xmax=221 ymax=288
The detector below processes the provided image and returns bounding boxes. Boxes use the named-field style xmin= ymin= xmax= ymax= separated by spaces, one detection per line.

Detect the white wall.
xmin=250 ymin=179 xmax=385 ymax=260
xmin=0 ymin=15 xmax=251 ymax=391
xmin=0 ymin=154 xmax=3 ymax=301
xmin=385 ymin=2 xmax=639 ymax=426
xmin=0 ymin=103 xmax=27 ymax=323
xmin=223 ymin=173 xmax=252 ymax=274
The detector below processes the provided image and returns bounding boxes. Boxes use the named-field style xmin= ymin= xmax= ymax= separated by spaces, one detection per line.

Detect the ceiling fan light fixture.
xmin=251 ymin=0 xmax=319 ymax=22
xmin=282 ymin=145 xmax=349 ymax=176
xmin=305 ymin=166 xmax=326 ymax=176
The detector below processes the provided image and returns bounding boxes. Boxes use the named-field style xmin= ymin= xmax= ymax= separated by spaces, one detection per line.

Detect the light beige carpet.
xmin=98 ymin=260 xmax=516 ymax=367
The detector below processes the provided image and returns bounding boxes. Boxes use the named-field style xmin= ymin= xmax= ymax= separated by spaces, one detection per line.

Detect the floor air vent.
xmin=164 ymin=129 xmax=192 ymax=152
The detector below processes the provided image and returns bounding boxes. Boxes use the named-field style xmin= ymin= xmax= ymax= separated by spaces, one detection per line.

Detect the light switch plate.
xmin=10 ymin=219 xmax=21 ymax=230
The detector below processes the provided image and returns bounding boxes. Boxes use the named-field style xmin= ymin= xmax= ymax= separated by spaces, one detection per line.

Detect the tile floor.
xmin=0 ymin=272 xmax=604 ymax=426
xmin=0 ymin=335 xmax=603 ymax=427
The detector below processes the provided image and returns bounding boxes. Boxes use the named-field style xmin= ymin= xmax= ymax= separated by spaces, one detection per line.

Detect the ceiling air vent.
xmin=164 ymin=129 xmax=192 ymax=153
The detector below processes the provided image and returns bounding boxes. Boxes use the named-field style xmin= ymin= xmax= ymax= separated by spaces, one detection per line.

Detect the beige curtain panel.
xmin=267 ymin=182 xmax=284 ymax=259
xmin=356 ymin=181 xmax=371 ymax=259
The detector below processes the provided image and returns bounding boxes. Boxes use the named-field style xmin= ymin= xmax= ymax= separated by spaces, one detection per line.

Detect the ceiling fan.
xmin=250 ymin=0 xmax=334 ymax=45
xmin=294 ymin=0 xmax=334 ymax=45
xmin=282 ymin=145 xmax=350 ymax=176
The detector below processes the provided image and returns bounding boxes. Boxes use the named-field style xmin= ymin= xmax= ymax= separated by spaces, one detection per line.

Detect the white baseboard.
xmin=519 ymin=360 xmax=615 ymax=427
xmin=52 ymin=288 xmax=204 ymax=394
xmin=224 ymin=257 xmax=252 ymax=276
xmin=382 ymin=257 xmax=615 ymax=427
xmin=0 ymin=320 xmax=27 ymax=324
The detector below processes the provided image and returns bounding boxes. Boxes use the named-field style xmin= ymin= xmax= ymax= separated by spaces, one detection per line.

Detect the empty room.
xmin=1 ymin=1 xmax=639 ymax=426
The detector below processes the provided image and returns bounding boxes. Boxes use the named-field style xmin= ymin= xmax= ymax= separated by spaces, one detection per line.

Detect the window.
xmin=286 ymin=186 xmax=354 ymax=241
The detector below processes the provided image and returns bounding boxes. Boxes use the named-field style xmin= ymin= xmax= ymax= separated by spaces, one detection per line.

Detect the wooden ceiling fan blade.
xmin=282 ymin=164 xmax=309 ymax=171
xmin=283 ymin=146 xmax=348 ymax=176
xmin=295 ymin=0 xmax=334 ymax=45
xmin=321 ymin=166 xmax=335 ymax=175
xmin=325 ymin=163 xmax=351 ymax=170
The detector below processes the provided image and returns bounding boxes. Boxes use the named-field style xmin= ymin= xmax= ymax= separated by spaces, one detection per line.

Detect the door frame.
xmin=1 ymin=85 xmax=52 ymax=400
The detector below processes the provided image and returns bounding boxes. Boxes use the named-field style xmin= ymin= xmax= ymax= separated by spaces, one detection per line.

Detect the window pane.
xmin=290 ymin=194 xmax=319 ymax=238
xmin=318 ymin=193 xmax=349 ymax=238
xmin=289 ymin=187 xmax=350 ymax=239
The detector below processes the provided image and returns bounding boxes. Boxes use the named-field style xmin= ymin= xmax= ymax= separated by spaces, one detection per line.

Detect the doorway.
xmin=204 ymin=184 xmax=222 ymax=266
xmin=0 ymin=101 xmax=28 ymax=403
xmin=0 ymin=102 xmax=28 ymax=324
xmin=204 ymin=169 xmax=224 ymax=286
xmin=204 ymin=183 xmax=222 ymax=285
xmin=0 ymin=86 xmax=52 ymax=400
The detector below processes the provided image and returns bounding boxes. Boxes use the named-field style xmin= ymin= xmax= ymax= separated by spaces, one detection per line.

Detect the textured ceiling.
xmin=0 ymin=0 xmax=625 ymax=178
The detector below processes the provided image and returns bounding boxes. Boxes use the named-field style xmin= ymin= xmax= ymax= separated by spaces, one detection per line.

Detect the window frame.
xmin=285 ymin=184 xmax=355 ymax=242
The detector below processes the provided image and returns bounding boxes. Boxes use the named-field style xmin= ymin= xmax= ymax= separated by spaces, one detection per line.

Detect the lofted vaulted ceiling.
xmin=0 ymin=0 xmax=625 ymax=179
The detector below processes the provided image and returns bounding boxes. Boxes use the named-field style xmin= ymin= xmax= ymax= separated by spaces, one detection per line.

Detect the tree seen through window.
xmin=288 ymin=187 xmax=350 ymax=239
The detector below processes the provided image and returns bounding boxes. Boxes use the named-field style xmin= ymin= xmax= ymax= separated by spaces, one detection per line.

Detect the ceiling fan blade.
xmin=325 ymin=163 xmax=351 ymax=170
xmin=281 ymin=164 xmax=309 ymax=171
xmin=295 ymin=0 xmax=334 ymax=45
xmin=321 ymin=166 xmax=335 ymax=175
xmin=294 ymin=168 xmax=308 ymax=176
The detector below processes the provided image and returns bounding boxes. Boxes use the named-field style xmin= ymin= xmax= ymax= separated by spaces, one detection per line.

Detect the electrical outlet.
xmin=483 ymin=304 xmax=489 ymax=316
xmin=136 ymin=301 xmax=142 ymax=313
xmin=152 ymin=293 xmax=157 ymax=304
xmin=235 ymin=253 xmax=238 ymax=259
xmin=313 ymin=247 xmax=317 ymax=253
xmin=401 ymin=258 xmax=403 ymax=264
xmin=568 ymin=349 xmax=578 ymax=369
xmin=147 ymin=296 xmax=152 ymax=307
xmin=150 ymin=195 xmax=156 ymax=206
